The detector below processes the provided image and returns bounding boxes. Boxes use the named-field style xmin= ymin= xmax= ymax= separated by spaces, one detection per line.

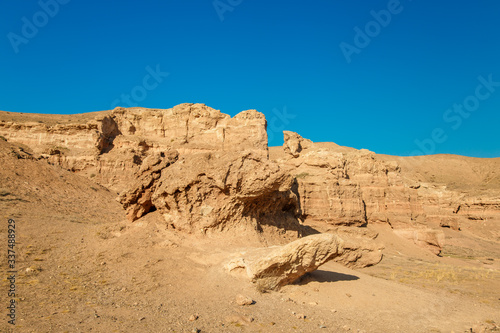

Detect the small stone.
xmin=189 ymin=314 xmax=199 ymax=321
xmin=471 ymin=324 xmax=487 ymax=333
xmin=308 ymin=301 xmax=318 ymax=306
xmin=346 ymin=293 xmax=352 ymax=298
xmin=343 ymin=325 xmax=350 ymax=331
xmin=295 ymin=313 xmax=306 ymax=320
xmin=192 ymin=328 xmax=200 ymax=333
xmin=235 ymin=294 xmax=254 ymax=306
xmin=139 ymin=317 xmax=146 ymax=321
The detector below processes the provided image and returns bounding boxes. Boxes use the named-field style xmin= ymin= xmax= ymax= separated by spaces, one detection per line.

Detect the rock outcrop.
xmin=0 ymin=103 xmax=268 ymax=193
xmin=1 ymin=104 xmax=306 ymax=239
xmin=274 ymin=132 xmax=500 ymax=255
xmin=118 ymin=150 xmax=302 ymax=235
xmin=117 ymin=150 xmax=179 ymax=222
xmin=225 ymin=232 xmax=383 ymax=290
xmin=1 ymin=105 xmax=498 ymax=256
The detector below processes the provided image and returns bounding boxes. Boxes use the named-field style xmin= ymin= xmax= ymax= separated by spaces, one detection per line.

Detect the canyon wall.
xmin=1 ymin=104 xmax=499 ymax=253
xmin=274 ymin=131 xmax=500 ymax=254
xmin=0 ymin=103 xmax=268 ymax=193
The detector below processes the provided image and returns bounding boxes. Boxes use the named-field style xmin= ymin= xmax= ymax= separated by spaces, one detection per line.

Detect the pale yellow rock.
xmin=226 ymin=233 xmax=383 ymax=291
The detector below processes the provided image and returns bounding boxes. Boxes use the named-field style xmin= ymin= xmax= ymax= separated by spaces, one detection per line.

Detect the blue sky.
xmin=1 ymin=0 xmax=499 ymax=157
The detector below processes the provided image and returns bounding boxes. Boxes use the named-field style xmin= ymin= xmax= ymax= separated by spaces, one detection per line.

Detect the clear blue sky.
xmin=1 ymin=0 xmax=499 ymax=157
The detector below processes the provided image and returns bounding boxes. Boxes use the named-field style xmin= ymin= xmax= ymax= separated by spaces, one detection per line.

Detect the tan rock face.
xmin=276 ymin=132 xmax=500 ymax=255
xmin=0 ymin=103 xmax=268 ymax=193
xmin=283 ymin=130 xmax=312 ymax=157
xmin=118 ymin=150 xmax=302 ymax=235
xmin=331 ymin=226 xmax=385 ymax=268
xmin=117 ymin=150 xmax=179 ymax=222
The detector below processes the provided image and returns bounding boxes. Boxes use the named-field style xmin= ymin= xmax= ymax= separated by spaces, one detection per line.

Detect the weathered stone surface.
xmin=283 ymin=130 xmax=312 ymax=158
xmin=274 ymin=132 xmax=500 ymax=255
xmin=150 ymin=151 xmax=301 ymax=234
xmin=0 ymin=104 xmax=268 ymax=193
xmin=330 ymin=226 xmax=385 ymax=268
xmin=226 ymin=232 xmax=383 ymax=290
xmin=117 ymin=150 xmax=178 ymax=221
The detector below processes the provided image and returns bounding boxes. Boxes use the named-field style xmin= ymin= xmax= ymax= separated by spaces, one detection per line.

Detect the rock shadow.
xmin=295 ymin=270 xmax=359 ymax=285
xmin=97 ymin=116 xmax=121 ymax=154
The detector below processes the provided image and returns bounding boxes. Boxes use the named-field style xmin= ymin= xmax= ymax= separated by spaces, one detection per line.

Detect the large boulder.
xmin=118 ymin=149 xmax=303 ymax=236
xmin=153 ymin=151 xmax=301 ymax=234
xmin=225 ymin=232 xmax=383 ymax=291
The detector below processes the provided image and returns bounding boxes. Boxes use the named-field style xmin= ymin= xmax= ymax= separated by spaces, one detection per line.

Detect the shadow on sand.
xmin=294 ymin=269 xmax=359 ymax=285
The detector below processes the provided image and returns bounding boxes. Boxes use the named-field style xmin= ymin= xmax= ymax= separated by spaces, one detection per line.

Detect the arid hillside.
xmin=1 ymin=105 xmax=499 ymax=332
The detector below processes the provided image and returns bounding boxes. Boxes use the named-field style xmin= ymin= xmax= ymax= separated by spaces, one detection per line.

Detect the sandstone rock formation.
xmin=1 ymin=104 xmax=306 ymax=240
xmin=1 ymin=105 xmax=498 ymax=257
xmin=271 ymin=131 xmax=500 ymax=255
xmin=225 ymin=232 xmax=383 ymax=291
xmin=331 ymin=226 xmax=386 ymax=268
xmin=118 ymin=149 xmax=302 ymax=235
xmin=0 ymin=103 xmax=268 ymax=193
xmin=117 ymin=150 xmax=179 ymax=222
xmin=152 ymin=151 xmax=300 ymax=233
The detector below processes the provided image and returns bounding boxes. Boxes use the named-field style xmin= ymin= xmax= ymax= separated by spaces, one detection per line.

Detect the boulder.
xmin=151 ymin=151 xmax=301 ymax=234
xmin=225 ymin=232 xmax=383 ymax=291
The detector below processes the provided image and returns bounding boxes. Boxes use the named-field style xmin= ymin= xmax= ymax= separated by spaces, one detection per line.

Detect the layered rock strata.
xmin=276 ymin=132 xmax=500 ymax=254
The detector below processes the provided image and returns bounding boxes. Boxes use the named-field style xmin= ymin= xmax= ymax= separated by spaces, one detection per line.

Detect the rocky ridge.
xmin=1 ymin=104 xmax=499 ymax=256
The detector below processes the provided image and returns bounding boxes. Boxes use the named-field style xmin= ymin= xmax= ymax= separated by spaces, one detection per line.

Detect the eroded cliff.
xmin=1 ymin=104 xmax=499 ymax=255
